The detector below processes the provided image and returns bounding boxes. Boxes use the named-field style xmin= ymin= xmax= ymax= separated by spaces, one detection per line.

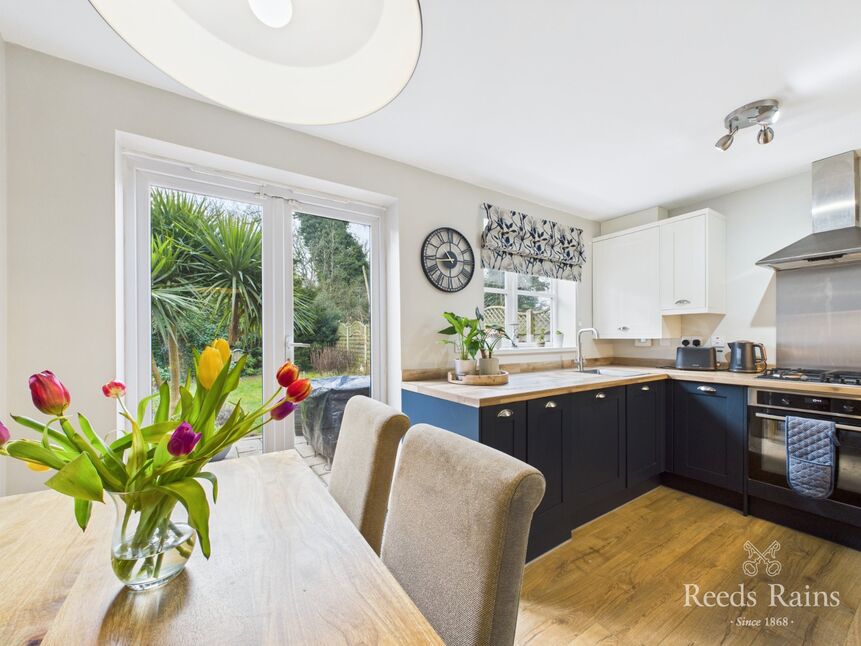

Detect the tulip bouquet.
xmin=0 ymin=340 xmax=312 ymax=590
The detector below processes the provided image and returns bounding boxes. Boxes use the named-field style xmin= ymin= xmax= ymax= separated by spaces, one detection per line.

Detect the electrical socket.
xmin=709 ymin=335 xmax=726 ymax=348
xmin=681 ymin=336 xmax=703 ymax=346
xmin=634 ymin=338 xmax=652 ymax=347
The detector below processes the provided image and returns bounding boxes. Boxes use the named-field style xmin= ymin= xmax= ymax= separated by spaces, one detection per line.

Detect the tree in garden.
xmin=188 ymin=210 xmax=263 ymax=347
xmin=150 ymin=189 xmax=209 ymax=406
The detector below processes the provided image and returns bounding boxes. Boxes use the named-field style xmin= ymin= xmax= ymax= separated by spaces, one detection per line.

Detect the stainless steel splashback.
xmin=776 ymin=262 xmax=861 ymax=370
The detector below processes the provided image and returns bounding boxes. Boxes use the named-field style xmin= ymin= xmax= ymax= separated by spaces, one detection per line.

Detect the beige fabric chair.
xmin=327 ymin=395 xmax=410 ymax=554
xmin=381 ymin=424 xmax=546 ymax=646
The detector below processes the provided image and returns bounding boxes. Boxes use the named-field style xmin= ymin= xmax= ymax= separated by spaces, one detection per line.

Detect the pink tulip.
xmin=270 ymin=399 xmax=296 ymax=421
xmin=167 ymin=422 xmax=202 ymax=457
xmin=101 ymin=380 xmax=127 ymax=399
xmin=29 ymin=371 xmax=71 ymax=416
xmin=0 ymin=420 xmax=10 ymax=447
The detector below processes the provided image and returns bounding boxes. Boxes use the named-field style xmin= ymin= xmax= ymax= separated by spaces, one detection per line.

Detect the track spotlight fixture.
xmin=715 ymin=99 xmax=780 ymax=151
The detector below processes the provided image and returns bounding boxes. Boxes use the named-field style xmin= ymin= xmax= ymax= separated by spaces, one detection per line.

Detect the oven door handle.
xmin=754 ymin=412 xmax=860 ymax=432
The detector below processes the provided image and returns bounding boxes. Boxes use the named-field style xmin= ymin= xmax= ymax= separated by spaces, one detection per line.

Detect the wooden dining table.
xmin=0 ymin=451 xmax=443 ymax=645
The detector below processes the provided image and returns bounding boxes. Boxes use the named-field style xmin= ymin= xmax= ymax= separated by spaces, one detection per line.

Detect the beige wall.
xmin=3 ymin=46 xmax=600 ymax=494
xmin=612 ymin=172 xmax=812 ymax=363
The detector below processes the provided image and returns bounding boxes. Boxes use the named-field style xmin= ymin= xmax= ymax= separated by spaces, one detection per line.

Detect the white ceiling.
xmin=3 ymin=1 xmax=861 ymax=220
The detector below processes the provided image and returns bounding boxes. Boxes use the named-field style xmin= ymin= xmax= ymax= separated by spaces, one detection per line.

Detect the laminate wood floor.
xmin=516 ymin=486 xmax=861 ymax=646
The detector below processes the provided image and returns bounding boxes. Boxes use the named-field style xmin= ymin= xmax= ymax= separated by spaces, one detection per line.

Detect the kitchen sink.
xmin=580 ymin=368 xmax=647 ymax=377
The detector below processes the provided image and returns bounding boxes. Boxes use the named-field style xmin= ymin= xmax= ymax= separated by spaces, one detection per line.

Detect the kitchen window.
xmin=483 ymin=269 xmax=575 ymax=347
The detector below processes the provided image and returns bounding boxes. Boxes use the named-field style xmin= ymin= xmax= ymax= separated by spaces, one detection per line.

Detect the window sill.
xmin=494 ymin=346 xmax=578 ymax=356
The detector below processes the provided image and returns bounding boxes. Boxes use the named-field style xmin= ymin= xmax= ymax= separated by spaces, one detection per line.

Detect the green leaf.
xmin=109 ymin=421 xmax=176 ymax=452
xmin=194 ymin=472 xmax=218 ymax=503
xmin=155 ymin=382 xmax=171 ymax=423
xmin=74 ymin=498 xmax=92 ymax=531
xmin=137 ymin=393 xmax=158 ymax=425
xmin=45 ymin=454 xmax=104 ymax=502
xmin=77 ymin=414 xmax=124 ymax=475
xmin=10 ymin=415 xmax=78 ymax=456
xmin=158 ymin=479 xmax=212 ymax=558
xmin=5 ymin=439 xmax=67 ymax=470
xmin=128 ymin=423 xmax=146 ymax=490
xmin=60 ymin=419 xmax=124 ymax=491
xmin=153 ymin=434 xmax=172 ymax=470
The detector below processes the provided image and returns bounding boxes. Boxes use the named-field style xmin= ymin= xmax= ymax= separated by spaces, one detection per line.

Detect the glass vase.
xmin=110 ymin=491 xmax=196 ymax=591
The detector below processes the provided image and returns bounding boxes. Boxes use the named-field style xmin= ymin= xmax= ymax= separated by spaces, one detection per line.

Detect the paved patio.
xmin=228 ymin=434 xmax=331 ymax=486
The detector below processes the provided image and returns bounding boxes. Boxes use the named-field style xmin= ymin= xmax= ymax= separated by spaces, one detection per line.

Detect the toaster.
xmin=675 ymin=346 xmax=718 ymax=371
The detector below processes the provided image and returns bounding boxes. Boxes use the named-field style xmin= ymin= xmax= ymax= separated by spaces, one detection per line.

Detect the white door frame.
xmin=120 ymin=154 xmax=386 ymax=451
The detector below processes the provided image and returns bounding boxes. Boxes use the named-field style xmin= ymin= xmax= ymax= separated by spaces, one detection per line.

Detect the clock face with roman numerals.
xmin=421 ymin=227 xmax=475 ymax=292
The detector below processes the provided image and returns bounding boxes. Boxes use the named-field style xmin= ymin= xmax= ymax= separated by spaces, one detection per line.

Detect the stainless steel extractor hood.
xmin=757 ymin=151 xmax=861 ymax=270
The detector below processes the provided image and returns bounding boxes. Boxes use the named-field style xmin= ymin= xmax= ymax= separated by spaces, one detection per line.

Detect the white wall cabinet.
xmin=659 ymin=209 xmax=726 ymax=315
xmin=592 ymin=208 xmax=724 ymax=339
xmin=593 ymin=226 xmax=680 ymax=339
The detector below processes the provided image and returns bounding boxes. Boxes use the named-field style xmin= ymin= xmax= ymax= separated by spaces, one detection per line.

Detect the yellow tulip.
xmin=198 ymin=346 xmax=225 ymax=390
xmin=27 ymin=462 xmax=50 ymax=472
xmin=213 ymin=338 xmax=231 ymax=364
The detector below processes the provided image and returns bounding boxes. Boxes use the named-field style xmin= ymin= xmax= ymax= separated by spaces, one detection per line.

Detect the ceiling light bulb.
xmin=757 ymin=125 xmax=775 ymax=145
xmin=248 ymin=0 xmax=293 ymax=29
xmin=715 ymin=131 xmax=735 ymax=151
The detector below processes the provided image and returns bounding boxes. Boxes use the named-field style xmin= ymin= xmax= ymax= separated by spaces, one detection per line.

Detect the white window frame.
xmin=120 ymin=154 xmax=386 ymax=451
xmin=483 ymin=271 xmax=558 ymax=345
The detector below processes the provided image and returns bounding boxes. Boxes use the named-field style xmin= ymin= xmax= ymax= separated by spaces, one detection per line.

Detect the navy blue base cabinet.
xmin=670 ymin=381 xmax=746 ymax=493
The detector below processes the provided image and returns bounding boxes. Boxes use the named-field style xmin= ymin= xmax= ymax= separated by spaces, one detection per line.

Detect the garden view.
xmin=150 ymin=187 xmax=372 ymax=433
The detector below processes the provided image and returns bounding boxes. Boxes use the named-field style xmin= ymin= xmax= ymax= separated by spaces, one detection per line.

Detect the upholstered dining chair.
xmin=327 ymin=395 xmax=410 ymax=554
xmin=381 ymin=424 xmax=546 ymax=646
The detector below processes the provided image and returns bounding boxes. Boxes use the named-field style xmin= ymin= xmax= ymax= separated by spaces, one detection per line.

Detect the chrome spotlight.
xmin=715 ymin=99 xmax=780 ymax=151
xmin=715 ymin=128 xmax=736 ymax=151
xmin=757 ymin=125 xmax=775 ymax=145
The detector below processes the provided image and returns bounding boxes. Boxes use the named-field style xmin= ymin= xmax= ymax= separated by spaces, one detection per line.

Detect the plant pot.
xmin=454 ymin=359 xmax=476 ymax=377
xmin=555 ymin=333 xmax=564 ymax=348
xmin=478 ymin=357 xmax=500 ymax=375
xmin=110 ymin=492 xmax=196 ymax=591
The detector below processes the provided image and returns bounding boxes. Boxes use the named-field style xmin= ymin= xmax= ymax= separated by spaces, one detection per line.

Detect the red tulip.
xmin=29 ymin=371 xmax=71 ymax=416
xmin=167 ymin=422 xmax=202 ymax=457
xmin=276 ymin=362 xmax=300 ymax=388
xmin=270 ymin=399 xmax=296 ymax=421
xmin=101 ymin=380 xmax=127 ymax=399
xmin=0 ymin=420 xmax=10 ymax=447
xmin=286 ymin=378 xmax=312 ymax=403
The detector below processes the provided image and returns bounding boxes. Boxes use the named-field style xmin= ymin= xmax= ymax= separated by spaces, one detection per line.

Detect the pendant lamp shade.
xmin=88 ymin=0 xmax=422 ymax=125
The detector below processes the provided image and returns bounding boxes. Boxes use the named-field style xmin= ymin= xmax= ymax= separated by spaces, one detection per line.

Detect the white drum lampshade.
xmin=89 ymin=0 xmax=423 ymax=125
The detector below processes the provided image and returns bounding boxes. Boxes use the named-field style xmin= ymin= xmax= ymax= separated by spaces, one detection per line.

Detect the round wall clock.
xmin=421 ymin=227 xmax=475 ymax=292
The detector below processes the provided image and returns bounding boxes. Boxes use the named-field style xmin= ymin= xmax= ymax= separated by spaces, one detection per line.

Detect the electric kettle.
xmin=727 ymin=341 xmax=767 ymax=373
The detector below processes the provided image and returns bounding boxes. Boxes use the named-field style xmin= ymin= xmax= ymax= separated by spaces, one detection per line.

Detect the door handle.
xmin=497 ymin=409 xmax=514 ymax=418
xmin=675 ymin=298 xmax=691 ymax=305
xmin=595 ymin=392 xmax=606 ymax=399
xmin=640 ymin=385 xmax=650 ymax=391
xmin=545 ymin=401 xmax=557 ymax=409
xmin=697 ymin=385 xmax=717 ymax=393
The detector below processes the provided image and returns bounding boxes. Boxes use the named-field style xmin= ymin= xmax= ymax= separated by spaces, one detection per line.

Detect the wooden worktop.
xmin=402 ymin=366 xmax=861 ymax=407
xmin=0 ymin=451 xmax=442 ymax=646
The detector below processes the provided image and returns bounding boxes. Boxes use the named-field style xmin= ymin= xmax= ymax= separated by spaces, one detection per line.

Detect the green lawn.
xmin=228 ymin=371 xmax=330 ymax=412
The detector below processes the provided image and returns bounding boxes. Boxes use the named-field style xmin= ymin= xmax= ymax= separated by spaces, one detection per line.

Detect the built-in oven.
xmin=747 ymin=389 xmax=861 ymax=513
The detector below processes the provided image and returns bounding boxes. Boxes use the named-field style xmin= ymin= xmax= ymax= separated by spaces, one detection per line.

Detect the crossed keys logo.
xmin=742 ymin=540 xmax=782 ymax=577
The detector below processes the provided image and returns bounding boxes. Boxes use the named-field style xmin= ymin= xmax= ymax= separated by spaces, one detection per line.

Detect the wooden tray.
xmin=447 ymin=371 xmax=509 ymax=386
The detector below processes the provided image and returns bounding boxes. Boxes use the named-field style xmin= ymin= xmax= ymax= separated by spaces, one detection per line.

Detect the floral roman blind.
xmin=480 ymin=202 xmax=586 ymax=281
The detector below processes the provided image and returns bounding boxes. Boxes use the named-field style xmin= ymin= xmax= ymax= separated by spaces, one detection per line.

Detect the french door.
xmin=124 ymin=156 xmax=383 ymax=456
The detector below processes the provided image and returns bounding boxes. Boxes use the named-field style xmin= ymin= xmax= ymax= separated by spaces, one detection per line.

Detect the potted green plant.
xmin=438 ymin=312 xmax=480 ymax=376
xmin=536 ymin=327 xmax=547 ymax=347
xmin=475 ymin=308 xmax=510 ymax=375
xmin=555 ymin=329 xmax=565 ymax=348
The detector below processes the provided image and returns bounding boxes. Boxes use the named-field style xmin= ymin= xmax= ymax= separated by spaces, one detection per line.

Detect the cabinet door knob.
xmin=595 ymin=392 xmax=606 ymax=399
xmin=675 ymin=298 xmax=691 ymax=305
xmin=497 ymin=409 xmax=514 ymax=418
xmin=545 ymin=401 xmax=557 ymax=409
xmin=640 ymin=385 xmax=650 ymax=391
xmin=697 ymin=385 xmax=717 ymax=394
xmin=618 ymin=326 xmax=630 ymax=331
